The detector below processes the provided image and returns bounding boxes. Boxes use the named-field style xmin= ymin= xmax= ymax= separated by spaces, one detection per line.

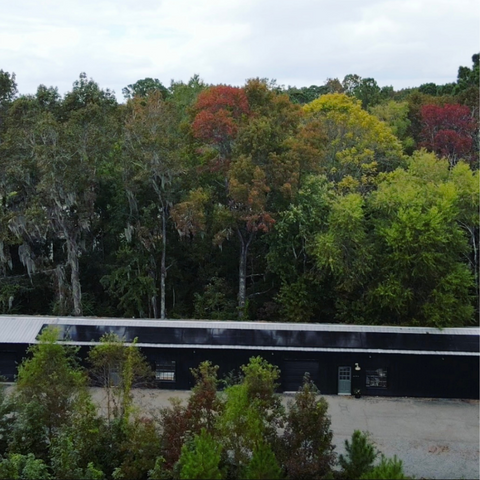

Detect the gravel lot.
xmin=90 ymin=388 xmax=479 ymax=480
xmin=5 ymin=385 xmax=479 ymax=479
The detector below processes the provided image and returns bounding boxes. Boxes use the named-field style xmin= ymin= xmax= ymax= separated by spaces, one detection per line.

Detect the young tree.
xmin=112 ymin=417 xmax=162 ymax=480
xmin=157 ymin=361 xmax=224 ymax=475
xmin=186 ymin=361 xmax=224 ymax=434
xmin=338 ymin=430 xmax=378 ymax=479
xmin=360 ymin=455 xmax=408 ymax=480
xmin=49 ymin=397 xmax=106 ymax=480
xmin=217 ymin=357 xmax=284 ymax=474
xmin=243 ymin=440 xmax=283 ymax=480
xmin=158 ymin=398 xmax=190 ymax=473
xmin=177 ymin=428 xmax=223 ymax=480
xmin=87 ymin=333 xmax=154 ymax=422
xmin=0 ymin=385 xmax=13 ymax=457
xmin=0 ymin=453 xmax=51 ymax=480
xmin=280 ymin=374 xmax=335 ymax=479
xmin=10 ymin=326 xmax=88 ymax=460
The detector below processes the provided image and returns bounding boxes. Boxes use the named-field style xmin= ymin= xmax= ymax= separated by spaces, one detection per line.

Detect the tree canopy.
xmin=0 ymin=58 xmax=478 ymax=326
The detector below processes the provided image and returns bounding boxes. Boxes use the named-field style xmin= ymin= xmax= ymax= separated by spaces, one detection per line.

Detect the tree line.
xmin=0 ymin=54 xmax=478 ymax=327
xmin=0 ymin=327 xmax=410 ymax=479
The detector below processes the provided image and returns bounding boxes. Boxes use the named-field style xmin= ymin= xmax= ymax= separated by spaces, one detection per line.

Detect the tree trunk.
xmin=149 ymin=254 xmax=158 ymax=319
xmin=237 ymin=230 xmax=254 ymax=319
xmin=55 ymin=265 xmax=67 ymax=316
xmin=160 ymin=205 xmax=167 ymax=319
xmin=67 ymin=240 xmax=83 ymax=316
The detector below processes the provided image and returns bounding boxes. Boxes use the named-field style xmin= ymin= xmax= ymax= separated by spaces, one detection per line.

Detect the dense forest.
xmin=0 ymin=54 xmax=478 ymax=327
xmin=0 ymin=327 xmax=411 ymax=480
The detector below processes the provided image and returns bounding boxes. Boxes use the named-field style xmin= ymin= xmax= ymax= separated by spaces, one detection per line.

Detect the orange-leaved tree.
xmin=176 ymin=81 xmax=301 ymax=318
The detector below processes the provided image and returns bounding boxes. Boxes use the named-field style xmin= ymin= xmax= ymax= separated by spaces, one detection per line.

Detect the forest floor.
xmin=89 ymin=388 xmax=480 ymax=480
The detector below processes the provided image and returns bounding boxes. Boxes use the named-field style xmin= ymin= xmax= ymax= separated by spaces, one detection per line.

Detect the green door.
xmin=338 ymin=366 xmax=352 ymax=395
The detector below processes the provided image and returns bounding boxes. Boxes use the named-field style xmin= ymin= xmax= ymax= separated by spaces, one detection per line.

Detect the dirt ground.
xmin=89 ymin=387 xmax=479 ymax=480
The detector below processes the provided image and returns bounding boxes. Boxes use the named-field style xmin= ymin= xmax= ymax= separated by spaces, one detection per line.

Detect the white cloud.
xmin=1 ymin=0 xmax=478 ymax=99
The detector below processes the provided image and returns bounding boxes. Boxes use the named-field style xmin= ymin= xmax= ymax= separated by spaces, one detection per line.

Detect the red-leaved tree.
xmin=181 ymin=82 xmax=301 ymax=318
xmin=419 ymin=104 xmax=477 ymax=167
xmin=192 ymin=85 xmax=251 ymax=167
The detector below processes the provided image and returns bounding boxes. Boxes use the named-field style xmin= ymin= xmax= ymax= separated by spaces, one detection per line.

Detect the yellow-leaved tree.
xmin=303 ymin=93 xmax=405 ymax=193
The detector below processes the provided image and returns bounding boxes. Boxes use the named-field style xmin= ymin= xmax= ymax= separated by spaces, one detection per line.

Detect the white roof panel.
xmin=0 ymin=314 xmax=478 ymax=344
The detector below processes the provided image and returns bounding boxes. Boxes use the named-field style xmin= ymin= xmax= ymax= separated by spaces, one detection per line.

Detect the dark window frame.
xmin=155 ymin=360 xmax=176 ymax=382
xmin=365 ymin=367 xmax=388 ymax=389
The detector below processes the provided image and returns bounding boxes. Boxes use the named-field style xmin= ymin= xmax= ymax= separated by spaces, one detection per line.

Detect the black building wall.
xmin=138 ymin=347 xmax=479 ymax=399
xmin=0 ymin=344 xmax=26 ymax=381
xmin=1 ymin=342 xmax=478 ymax=400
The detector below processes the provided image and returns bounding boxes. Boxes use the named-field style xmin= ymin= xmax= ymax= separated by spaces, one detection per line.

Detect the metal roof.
xmin=1 ymin=314 xmax=478 ymax=334
xmin=0 ymin=316 xmax=51 ymax=343
xmin=0 ymin=315 xmax=478 ymax=356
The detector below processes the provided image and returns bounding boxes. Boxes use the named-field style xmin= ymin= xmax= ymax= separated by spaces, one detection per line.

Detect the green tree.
xmin=338 ymin=430 xmax=378 ymax=479
xmin=312 ymin=191 xmax=373 ymax=324
xmin=0 ymin=70 xmax=17 ymax=105
xmin=455 ymin=53 xmax=479 ymax=96
xmin=365 ymin=151 xmax=477 ymax=327
xmin=266 ymin=175 xmax=333 ymax=322
xmin=120 ymin=90 xmax=185 ymax=318
xmin=178 ymin=428 xmax=223 ymax=480
xmin=360 ymin=455 xmax=408 ymax=480
xmin=342 ymin=74 xmax=381 ymax=109
xmin=0 ymin=94 xmax=53 ymax=315
xmin=280 ymin=375 xmax=335 ymax=479
xmin=313 ymin=151 xmax=477 ymax=326
xmin=49 ymin=389 xmax=106 ymax=480
xmin=0 ymin=453 xmax=51 ymax=480
xmin=112 ymin=417 xmax=161 ymax=480
xmin=285 ymin=84 xmax=329 ymax=105
xmin=87 ymin=333 xmax=154 ymax=422
xmin=193 ymin=276 xmax=237 ymax=320
xmin=0 ymin=383 xmax=14 ymax=456
xmin=369 ymin=101 xmax=415 ymax=153
xmin=10 ymin=326 xmax=88 ymax=460
xmin=50 ymin=432 xmax=105 ymax=480
xmin=217 ymin=357 xmax=284 ymax=474
xmin=122 ymin=78 xmax=169 ymax=100
xmin=2 ymin=74 xmax=119 ymax=316
xmin=243 ymin=441 xmax=283 ymax=479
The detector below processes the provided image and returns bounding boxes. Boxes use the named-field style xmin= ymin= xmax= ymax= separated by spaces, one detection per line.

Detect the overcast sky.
xmin=2 ymin=0 xmax=479 ymax=100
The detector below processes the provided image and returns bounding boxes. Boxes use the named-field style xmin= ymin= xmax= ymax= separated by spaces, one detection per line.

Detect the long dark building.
xmin=0 ymin=315 xmax=478 ymax=399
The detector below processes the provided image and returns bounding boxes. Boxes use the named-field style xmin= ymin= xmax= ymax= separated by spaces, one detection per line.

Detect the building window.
xmin=366 ymin=368 xmax=388 ymax=388
xmin=156 ymin=361 xmax=176 ymax=382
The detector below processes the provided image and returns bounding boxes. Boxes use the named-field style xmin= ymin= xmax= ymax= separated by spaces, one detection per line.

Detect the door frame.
xmin=338 ymin=366 xmax=352 ymax=395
